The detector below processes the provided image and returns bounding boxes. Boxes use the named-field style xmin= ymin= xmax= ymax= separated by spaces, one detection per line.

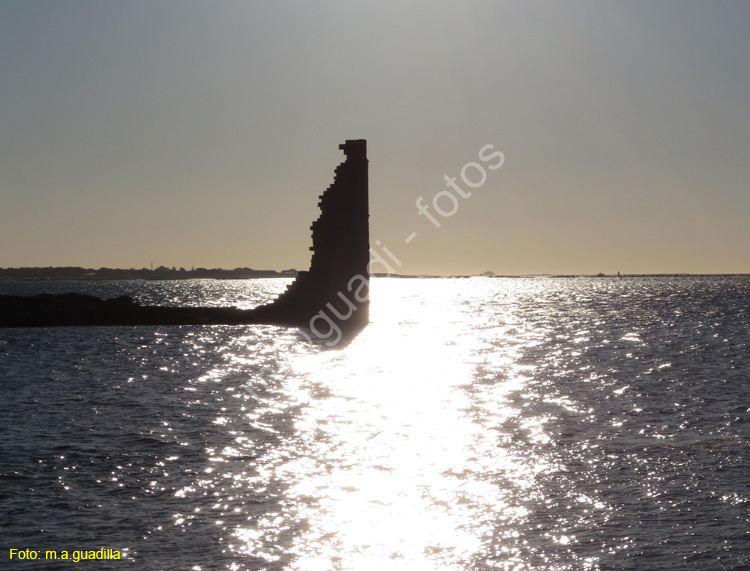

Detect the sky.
xmin=1 ymin=0 xmax=748 ymax=275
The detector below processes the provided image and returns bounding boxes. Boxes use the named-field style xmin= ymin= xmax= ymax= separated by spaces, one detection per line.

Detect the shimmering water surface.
xmin=1 ymin=277 xmax=749 ymax=570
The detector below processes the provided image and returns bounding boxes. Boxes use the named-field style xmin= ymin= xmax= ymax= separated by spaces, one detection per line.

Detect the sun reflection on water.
xmin=215 ymin=279 xmax=559 ymax=570
xmin=161 ymin=278 xmax=675 ymax=570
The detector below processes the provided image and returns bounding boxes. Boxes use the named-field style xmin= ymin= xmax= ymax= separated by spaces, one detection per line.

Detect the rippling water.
xmin=1 ymin=277 xmax=749 ymax=570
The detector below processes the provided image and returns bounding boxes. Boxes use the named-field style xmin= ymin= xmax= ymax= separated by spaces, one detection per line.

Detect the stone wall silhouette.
xmin=255 ymin=139 xmax=369 ymax=328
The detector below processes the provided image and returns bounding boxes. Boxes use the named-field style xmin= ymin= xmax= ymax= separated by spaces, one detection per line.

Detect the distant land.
xmin=0 ymin=267 xmax=747 ymax=282
xmin=0 ymin=266 xmax=298 ymax=281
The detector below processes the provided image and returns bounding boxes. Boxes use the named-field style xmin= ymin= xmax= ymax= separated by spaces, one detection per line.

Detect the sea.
xmin=1 ymin=276 xmax=748 ymax=570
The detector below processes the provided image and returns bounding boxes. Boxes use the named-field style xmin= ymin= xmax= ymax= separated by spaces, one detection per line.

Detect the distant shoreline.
xmin=1 ymin=267 xmax=748 ymax=281
xmin=0 ymin=267 xmax=298 ymax=282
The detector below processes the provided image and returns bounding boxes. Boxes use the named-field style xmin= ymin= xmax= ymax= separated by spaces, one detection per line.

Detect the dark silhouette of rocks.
xmin=0 ymin=140 xmax=370 ymax=333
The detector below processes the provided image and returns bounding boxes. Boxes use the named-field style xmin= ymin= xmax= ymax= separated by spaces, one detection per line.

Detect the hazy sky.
xmin=1 ymin=1 xmax=748 ymax=275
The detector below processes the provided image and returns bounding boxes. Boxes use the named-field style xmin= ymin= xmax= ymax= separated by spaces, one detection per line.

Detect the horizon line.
xmin=1 ymin=266 xmax=749 ymax=280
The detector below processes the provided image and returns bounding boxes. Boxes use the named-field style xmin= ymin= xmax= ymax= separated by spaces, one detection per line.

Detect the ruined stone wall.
xmin=256 ymin=139 xmax=370 ymax=328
